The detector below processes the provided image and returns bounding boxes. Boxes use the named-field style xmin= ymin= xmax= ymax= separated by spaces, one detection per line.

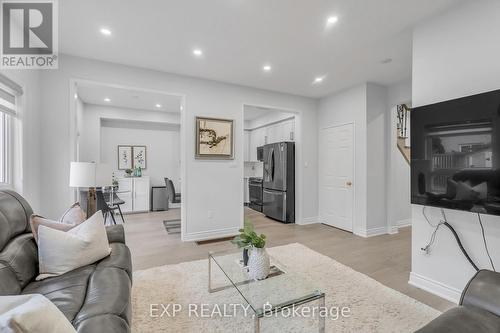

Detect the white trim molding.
xmin=356 ymin=226 xmax=388 ymax=238
xmin=409 ymin=272 xmax=461 ymax=304
xmin=182 ymin=226 xmax=240 ymax=242
xmin=300 ymin=216 xmax=319 ymax=225
xmin=397 ymin=218 xmax=412 ymax=228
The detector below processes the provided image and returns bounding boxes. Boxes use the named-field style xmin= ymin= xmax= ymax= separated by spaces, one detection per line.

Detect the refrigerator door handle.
xmin=270 ymin=148 xmax=275 ymax=182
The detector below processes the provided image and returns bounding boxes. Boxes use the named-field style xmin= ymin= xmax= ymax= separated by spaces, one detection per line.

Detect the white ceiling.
xmin=76 ymin=82 xmax=182 ymax=112
xmin=60 ymin=0 xmax=462 ymax=98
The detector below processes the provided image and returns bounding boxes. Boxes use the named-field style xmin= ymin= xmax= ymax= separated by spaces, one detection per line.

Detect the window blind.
xmin=0 ymin=74 xmax=22 ymax=117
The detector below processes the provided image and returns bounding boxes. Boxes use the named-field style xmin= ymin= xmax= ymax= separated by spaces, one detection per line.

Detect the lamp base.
xmin=87 ymin=187 xmax=97 ymax=217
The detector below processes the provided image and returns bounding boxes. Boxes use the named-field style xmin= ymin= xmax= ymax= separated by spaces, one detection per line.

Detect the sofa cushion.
xmin=0 ymin=234 xmax=38 ymax=290
xmin=74 ymin=314 xmax=129 ymax=333
xmin=0 ymin=190 xmax=33 ymax=252
xmin=97 ymin=242 xmax=132 ymax=281
xmin=72 ymin=267 xmax=131 ymax=327
xmin=416 ymin=306 xmax=500 ymax=333
xmin=22 ymin=265 xmax=96 ymax=322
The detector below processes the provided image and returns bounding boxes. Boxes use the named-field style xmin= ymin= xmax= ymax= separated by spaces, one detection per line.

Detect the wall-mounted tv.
xmin=411 ymin=89 xmax=500 ymax=216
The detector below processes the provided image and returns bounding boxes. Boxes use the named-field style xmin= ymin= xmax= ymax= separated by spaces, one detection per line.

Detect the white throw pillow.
xmin=0 ymin=294 xmax=76 ymax=333
xmin=59 ymin=202 xmax=86 ymax=225
xmin=37 ymin=211 xmax=111 ymax=280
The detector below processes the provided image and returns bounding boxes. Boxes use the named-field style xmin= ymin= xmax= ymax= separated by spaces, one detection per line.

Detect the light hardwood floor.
xmin=123 ymin=207 xmax=454 ymax=312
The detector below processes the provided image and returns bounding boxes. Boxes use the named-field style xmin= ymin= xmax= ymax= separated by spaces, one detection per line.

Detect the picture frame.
xmin=117 ymin=145 xmax=132 ymax=170
xmin=132 ymin=145 xmax=147 ymax=169
xmin=195 ymin=116 xmax=234 ymax=159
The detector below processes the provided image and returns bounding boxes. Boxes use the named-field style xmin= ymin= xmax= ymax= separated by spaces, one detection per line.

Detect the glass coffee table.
xmin=208 ymin=250 xmax=325 ymax=333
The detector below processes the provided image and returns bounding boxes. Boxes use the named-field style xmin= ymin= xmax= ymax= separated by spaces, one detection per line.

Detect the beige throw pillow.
xmin=30 ymin=215 xmax=77 ymax=243
xmin=37 ymin=211 xmax=111 ymax=280
xmin=0 ymin=294 xmax=76 ymax=333
xmin=59 ymin=202 xmax=86 ymax=224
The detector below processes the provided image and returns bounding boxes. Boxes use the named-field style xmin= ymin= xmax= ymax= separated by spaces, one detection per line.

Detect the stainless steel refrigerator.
xmin=263 ymin=142 xmax=295 ymax=223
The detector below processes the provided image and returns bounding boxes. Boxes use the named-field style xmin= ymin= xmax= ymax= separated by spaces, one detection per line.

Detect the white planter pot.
xmin=247 ymin=247 xmax=270 ymax=280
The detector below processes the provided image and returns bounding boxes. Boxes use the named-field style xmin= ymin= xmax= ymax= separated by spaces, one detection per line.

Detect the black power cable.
xmin=441 ymin=221 xmax=479 ymax=272
xmin=422 ymin=206 xmax=479 ymax=272
xmin=478 ymin=213 xmax=496 ymax=271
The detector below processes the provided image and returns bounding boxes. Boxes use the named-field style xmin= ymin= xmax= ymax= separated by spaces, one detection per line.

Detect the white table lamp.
xmin=70 ymin=162 xmax=112 ymax=216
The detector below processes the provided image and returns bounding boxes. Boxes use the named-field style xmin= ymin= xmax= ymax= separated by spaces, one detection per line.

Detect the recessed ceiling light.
xmin=263 ymin=65 xmax=272 ymax=72
xmin=326 ymin=16 xmax=338 ymax=26
xmin=104 ymin=97 xmax=111 ymax=102
xmin=155 ymin=103 xmax=162 ymax=108
xmin=193 ymin=49 xmax=203 ymax=57
xmin=313 ymin=76 xmax=325 ymax=84
xmin=74 ymin=93 xmax=78 ymax=99
xmin=100 ymin=28 xmax=112 ymax=36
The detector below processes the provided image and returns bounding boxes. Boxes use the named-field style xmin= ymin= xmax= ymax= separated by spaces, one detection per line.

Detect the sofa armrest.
xmin=461 ymin=270 xmax=500 ymax=317
xmin=106 ymin=225 xmax=125 ymax=244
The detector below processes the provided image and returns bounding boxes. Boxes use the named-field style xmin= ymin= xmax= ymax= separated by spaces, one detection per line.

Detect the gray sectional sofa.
xmin=417 ymin=270 xmax=500 ymax=333
xmin=0 ymin=190 xmax=132 ymax=332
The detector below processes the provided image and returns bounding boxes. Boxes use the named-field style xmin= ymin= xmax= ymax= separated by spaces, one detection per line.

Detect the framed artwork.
xmin=195 ymin=116 xmax=234 ymax=159
xmin=117 ymin=145 xmax=132 ymax=170
xmin=132 ymin=145 xmax=147 ymax=169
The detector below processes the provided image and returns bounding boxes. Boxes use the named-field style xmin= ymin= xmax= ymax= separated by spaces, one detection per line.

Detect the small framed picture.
xmin=118 ymin=145 xmax=132 ymax=170
xmin=196 ymin=117 xmax=234 ymax=159
xmin=133 ymin=145 xmax=147 ymax=169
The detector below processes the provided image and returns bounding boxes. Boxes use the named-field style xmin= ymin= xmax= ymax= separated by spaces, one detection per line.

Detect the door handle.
xmin=346 ymin=181 xmax=352 ymax=186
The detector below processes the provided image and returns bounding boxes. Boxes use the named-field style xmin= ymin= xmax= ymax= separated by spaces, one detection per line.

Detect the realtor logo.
xmin=1 ymin=0 xmax=58 ymax=69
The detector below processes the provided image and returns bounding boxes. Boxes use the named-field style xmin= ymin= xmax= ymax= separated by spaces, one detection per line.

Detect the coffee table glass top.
xmin=209 ymin=249 xmax=323 ymax=317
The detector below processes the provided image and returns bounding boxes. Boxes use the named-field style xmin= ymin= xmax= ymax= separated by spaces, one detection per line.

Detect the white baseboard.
xmin=182 ymin=226 xmax=240 ymax=242
xmin=299 ymin=216 xmax=319 ymax=225
xmin=356 ymin=226 xmax=388 ymax=238
xmin=397 ymin=218 xmax=412 ymax=228
xmin=409 ymin=272 xmax=461 ymax=304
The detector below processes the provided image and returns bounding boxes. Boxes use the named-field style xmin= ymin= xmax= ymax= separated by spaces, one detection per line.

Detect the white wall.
xmin=1 ymin=71 xmax=42 ymax=212
xmin=366 ymin=83 xmax=388 ymax=234
xmin=410 ymin=0 xmax=500 ymax=303
xmin=79 ymin=104 xmax=180 ymax=164
xmin=100 ymin=122 xmax=180 ymax=188
xmin=38 ymin=54 xmax=317 ymax=242
xmin=245 ymin=110 xmax=295 ymax=130
xmin=318 ymin=84 xmax=368 ymax=235
xmin=387 ymin=80 xmax=412 ymax=231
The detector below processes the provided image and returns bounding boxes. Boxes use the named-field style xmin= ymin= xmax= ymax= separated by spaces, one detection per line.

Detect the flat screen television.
xmin=411 ymin=89 xmax=500 ymax=216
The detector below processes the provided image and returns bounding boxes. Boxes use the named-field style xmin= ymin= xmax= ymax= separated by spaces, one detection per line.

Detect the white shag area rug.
xmin=132 ymin=243 xmax=439 ymax=333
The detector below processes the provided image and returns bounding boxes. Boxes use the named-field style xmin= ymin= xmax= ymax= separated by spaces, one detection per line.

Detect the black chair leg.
xmin=117 ymin=205 xmax=125 ymax=224
xmin=110 ymin=211 xmax=117 ymax=225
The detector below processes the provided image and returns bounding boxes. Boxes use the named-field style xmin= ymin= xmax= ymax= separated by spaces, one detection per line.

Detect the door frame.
xmin=68 ymin=78 xmax=187 ymax=237
xmin=318 ymin=121 xmax=356 ymax=233
xmin=241 ymin=103 xmax=303 ymax=225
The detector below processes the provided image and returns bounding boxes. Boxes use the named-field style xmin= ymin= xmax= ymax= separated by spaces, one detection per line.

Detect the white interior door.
xmin=319 ymin=123 xmax=354 ymax=232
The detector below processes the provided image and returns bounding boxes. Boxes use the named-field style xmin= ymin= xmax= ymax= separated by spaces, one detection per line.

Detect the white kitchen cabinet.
xmin=281 ymin=119 xmax=295 ymax=141
xmin=117 ymin=176 xmax=150 ymax=213
xmin=246 ymin=118 xmax=295 ymax=161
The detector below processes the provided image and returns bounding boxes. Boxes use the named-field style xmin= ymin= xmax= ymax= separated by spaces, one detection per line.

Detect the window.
xmin=0 ymin=80 xmax=17 ymax=185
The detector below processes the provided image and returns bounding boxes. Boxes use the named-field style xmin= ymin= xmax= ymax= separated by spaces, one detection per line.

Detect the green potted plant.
xmin=232 ymin=220 xmax=269 ymax=280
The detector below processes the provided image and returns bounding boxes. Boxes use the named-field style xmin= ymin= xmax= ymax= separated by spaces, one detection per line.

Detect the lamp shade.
xmin=69 ymin=162 xmax=112 ymax=187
